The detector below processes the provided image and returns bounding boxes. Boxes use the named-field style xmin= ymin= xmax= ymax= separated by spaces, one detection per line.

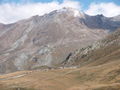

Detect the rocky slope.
xmin=63 ymin=28 xmax=120 ymax=67
xmin=0 ymin=7 xmax=120 ymax=74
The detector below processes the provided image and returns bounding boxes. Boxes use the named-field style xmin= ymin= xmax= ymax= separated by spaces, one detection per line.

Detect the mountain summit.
xmin=56 ymin=7 xmax=84 ymax=17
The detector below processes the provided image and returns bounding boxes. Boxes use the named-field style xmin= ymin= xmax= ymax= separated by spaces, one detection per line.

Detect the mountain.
xmin=0 ymin=8 xmax=120 ymax=90
xmin=83 ymin=14 xmax=120 ymax=31
xmin=0 ymin=7 xmax=120 ymax=74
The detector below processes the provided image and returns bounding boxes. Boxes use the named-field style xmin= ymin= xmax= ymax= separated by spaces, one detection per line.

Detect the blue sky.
xmin=0 ymin=0 xmax=120 ymax=9
xmin=0 ymin=0 xmax=120 ymax=24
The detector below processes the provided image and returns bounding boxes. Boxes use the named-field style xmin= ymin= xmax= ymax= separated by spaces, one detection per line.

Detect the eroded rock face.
xmin=63 ymin=29 xmax=120 ymax=67
xmin=0 ymin=8 xmax=120 ymax=74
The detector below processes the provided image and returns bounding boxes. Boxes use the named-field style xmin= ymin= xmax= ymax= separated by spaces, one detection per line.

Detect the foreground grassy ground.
xmin=0 ymin=59 xmax=120 ymax=90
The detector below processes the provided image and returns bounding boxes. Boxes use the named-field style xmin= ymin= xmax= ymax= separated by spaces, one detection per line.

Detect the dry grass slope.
xmin=0 ymin=59 xmax=120 ymax=90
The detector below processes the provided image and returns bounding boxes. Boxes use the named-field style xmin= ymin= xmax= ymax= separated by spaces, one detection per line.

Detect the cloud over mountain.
xmin=85 ymin=2 xmax=120 ymax=17
xmin=0 ymin=0 xmax=81 ymax=24
xmin=0 ymin=0 xmax=120 ymax=24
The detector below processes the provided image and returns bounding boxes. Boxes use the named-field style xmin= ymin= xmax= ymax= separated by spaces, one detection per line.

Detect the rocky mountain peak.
xmin=56 ymin=7 xmax=84 ymax=18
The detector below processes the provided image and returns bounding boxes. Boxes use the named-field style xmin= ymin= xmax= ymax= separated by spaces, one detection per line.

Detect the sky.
xmin=0 ymin=0 xmax=120 ymax=24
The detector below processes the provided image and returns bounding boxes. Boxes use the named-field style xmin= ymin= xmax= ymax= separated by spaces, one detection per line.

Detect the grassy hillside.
xmin=0 ymin=60 xmax=120 ymax=90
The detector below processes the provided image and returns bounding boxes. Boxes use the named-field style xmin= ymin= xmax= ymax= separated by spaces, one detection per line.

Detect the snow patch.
xmin=72 ymin=9 xmax=80 ymax=17
xmin=57 ymin=7 xmax=82 ymax=17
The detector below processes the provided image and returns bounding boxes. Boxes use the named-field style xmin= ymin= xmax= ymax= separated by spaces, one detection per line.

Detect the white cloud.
xmin=1 ymin=1 xmax=120 ymax=24
xmin=85 ymin=2 xmax=120 ymax=17
xmin=0 ymin=0 xmax=81 ymax=24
